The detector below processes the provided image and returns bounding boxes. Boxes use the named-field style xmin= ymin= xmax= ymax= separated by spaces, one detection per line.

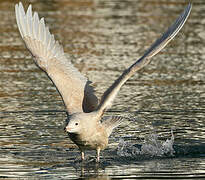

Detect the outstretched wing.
xmin=97 ymin=4 xmax=192 ymax=115
xmin=15 ymin=2 xmax=98 ymax=114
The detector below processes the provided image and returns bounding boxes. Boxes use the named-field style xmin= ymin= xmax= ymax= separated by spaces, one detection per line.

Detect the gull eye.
xmin=75 ymin=122 xmax=78 ymax=126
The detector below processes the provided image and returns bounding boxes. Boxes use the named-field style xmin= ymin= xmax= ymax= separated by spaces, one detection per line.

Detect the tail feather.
xmin=102 ymin=116 xmax=123 ymax=137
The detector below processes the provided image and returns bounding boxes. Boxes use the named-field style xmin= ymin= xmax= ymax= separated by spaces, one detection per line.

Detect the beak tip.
xmin=64 ymin=127 xmax=68 ymax=132
xmin=64 ymin=126 xmax=71 ymax=133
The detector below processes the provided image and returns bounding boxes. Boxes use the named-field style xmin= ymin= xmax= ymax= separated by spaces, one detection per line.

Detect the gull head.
xmin=64 ymin=112 xmax=100 ymax=134
xmin=65 ymin=115 xmax=81 ymax=133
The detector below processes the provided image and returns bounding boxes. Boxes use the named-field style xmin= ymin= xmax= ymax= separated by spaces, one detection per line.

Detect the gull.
xmin=15 ymin=2 xmax=192 ymax=162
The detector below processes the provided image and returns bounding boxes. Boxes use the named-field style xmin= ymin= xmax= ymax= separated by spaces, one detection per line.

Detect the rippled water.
xmin=0 ymin=0 xmax=205 ymax=179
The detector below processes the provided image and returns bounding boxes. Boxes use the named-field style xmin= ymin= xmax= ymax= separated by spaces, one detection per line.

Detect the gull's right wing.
xmin=97 ymin=4 xmax=192 ymax=115
xmin=15 ymin=2 xmax=98 ymax=114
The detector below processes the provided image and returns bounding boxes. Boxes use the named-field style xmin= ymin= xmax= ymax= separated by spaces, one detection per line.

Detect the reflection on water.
xmin=0 ymin=0 xmax=205 ymax=179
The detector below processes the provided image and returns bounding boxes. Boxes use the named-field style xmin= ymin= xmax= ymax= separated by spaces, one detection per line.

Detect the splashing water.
xmin=117 ymin=130 xmax=175 ymax=159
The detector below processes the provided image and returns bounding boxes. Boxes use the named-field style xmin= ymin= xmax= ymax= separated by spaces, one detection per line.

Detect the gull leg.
xmin=96 ymin=148 xmax=100 ymax=162
xmin=81 ymin=151 xmax=85 ymax=161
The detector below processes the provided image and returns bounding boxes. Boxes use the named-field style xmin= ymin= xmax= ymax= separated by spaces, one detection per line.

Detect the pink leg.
xmin=96 ymin=148 xmax=100 ymax=162
xmin=81 ymin=151 xmax=85 ymax=161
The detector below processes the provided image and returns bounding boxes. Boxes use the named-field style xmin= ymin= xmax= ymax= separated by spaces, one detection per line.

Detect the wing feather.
xmin=15 ymin=2 xmax=98 ymax=114
xmin=102 ymin=116 xmax=123 ymax=137
xmin=97 ymin=4 xmax=192 ymax=115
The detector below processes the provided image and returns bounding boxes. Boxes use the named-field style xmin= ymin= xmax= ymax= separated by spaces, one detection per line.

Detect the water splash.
xmin=117 ymin=130 xmax=175 ymax=158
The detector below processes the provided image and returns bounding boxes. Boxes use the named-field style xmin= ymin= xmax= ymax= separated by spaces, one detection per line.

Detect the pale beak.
xmin=64 ymin=126 xmax=71 ymax=132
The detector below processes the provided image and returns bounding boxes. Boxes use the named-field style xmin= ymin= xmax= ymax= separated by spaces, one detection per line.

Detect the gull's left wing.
xmin=97 ymin=4 xmax=192 ymax=115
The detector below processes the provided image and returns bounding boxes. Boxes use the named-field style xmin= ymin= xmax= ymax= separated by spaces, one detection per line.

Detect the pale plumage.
xmin=15 ymin=2 xmax=192 ymax=162
xmin=15 ymin=2 xmax=98 ymax=114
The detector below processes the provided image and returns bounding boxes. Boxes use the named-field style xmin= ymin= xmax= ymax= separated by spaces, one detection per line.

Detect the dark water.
xmin=0 ymin=0 xmax=205 ymax=179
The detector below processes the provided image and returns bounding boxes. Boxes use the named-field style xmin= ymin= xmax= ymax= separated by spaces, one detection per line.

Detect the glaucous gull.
xmin=15 ymin=2 xmax=192 ymax=162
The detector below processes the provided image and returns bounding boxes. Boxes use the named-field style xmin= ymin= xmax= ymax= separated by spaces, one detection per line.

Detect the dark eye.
xmin=75 ymin=123 xmax=78 ymax=126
